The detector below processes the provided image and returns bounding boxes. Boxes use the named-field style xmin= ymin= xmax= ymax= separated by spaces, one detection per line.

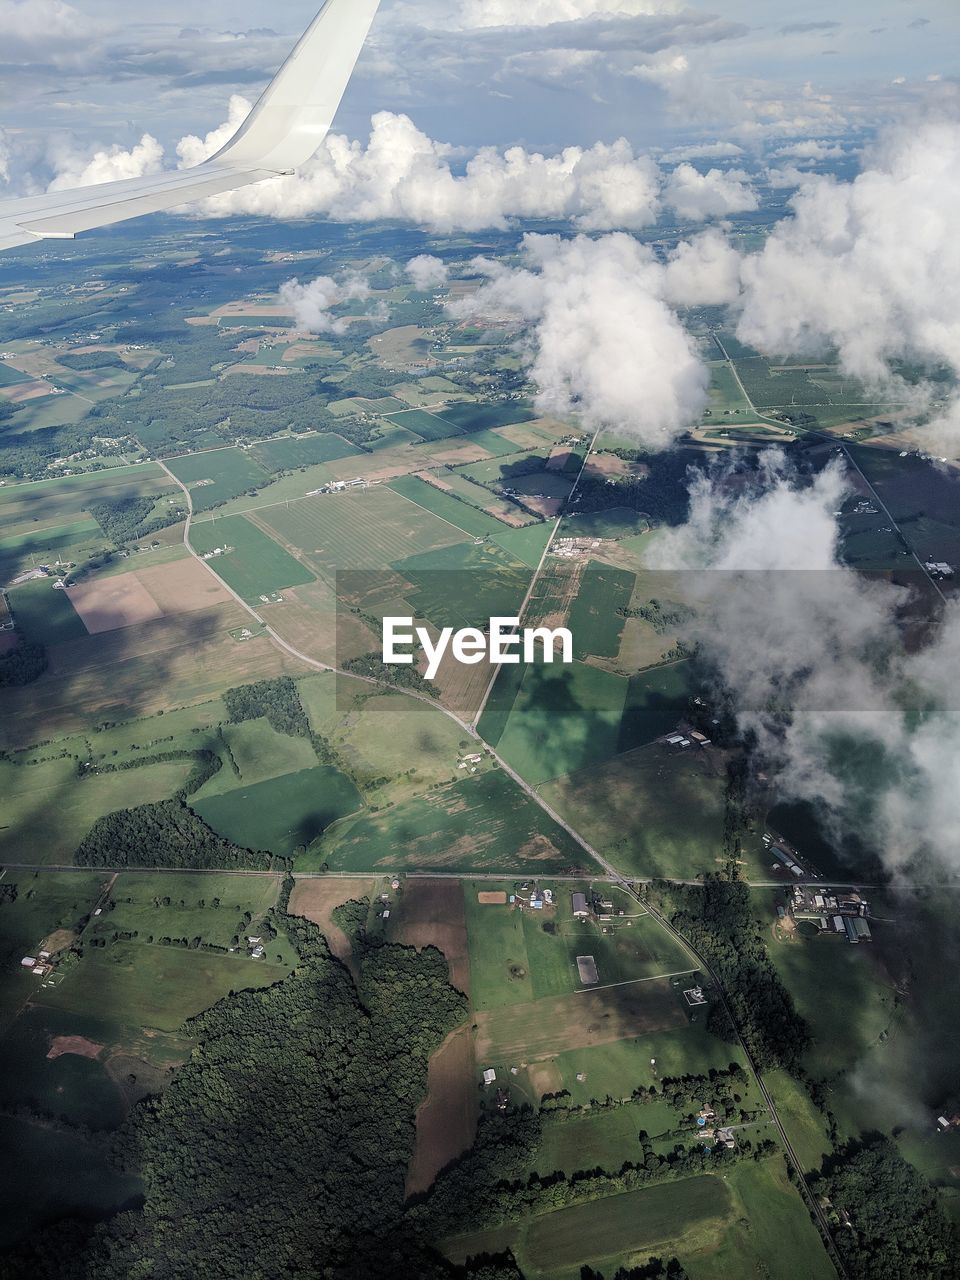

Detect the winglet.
xmin=211 ymin=0 xmax=382 ymax=173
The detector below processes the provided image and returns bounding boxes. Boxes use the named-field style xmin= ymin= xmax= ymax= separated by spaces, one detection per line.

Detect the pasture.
xmin=493 ymin=660 xmax=630 ymax=785
xmin=0 ymin=753 xmax=198 ymax=866
xmin=189 ymin=514 xmax=315 ymax=599
xmin=165 ymin=447 xmax=269 ymax=513
xmin=194 ymin=765 xmax=363 ymax=857
xmin=193 ymin=717 xmax=318 ymax=798
xmin=442 ymin=1175 xmax=732 ymax=1277
xmin=305 ymin=770 xmax=586 ymax=874
xmin=540 ymin=744 xmax=729 ymax=880
xmin=436 ymin=401 xmax=536 ymax=433
xmin=384 ymin=409 xmax=461 ymax=441
xmin=256 ymin=487 xmax=468 ymax=577
xmin=492 ymin=521 xmax=554 ymax=569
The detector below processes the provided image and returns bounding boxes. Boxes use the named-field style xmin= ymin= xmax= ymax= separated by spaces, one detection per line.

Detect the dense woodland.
xmin=224 ymin=675 xmax=339 ymax=764
xmin=74 ymin=799 xmax=275 ymax=871
xmin=0 ymin=637 xmax=47 ymax=687
xmin=813 ymin=1136 xmax=960 ymax=1278
xmin=89 ymin=494 xmax=184 ymax=546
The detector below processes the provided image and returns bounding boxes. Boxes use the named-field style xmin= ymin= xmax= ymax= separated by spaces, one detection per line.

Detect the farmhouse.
xmin=482 ymin=1068 xmax=497 ymax=1086
xmin=571 ymin=892 xmax=589 ymax=918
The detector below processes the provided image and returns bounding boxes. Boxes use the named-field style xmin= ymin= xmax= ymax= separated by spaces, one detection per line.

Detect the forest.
xmin=0 ymin=637 xmax=47 ymax=687
xmin=89 ymin=494 xmax=184 ymax=546
xmin=73 ymin=798 xmax=275 ymax=870
xmin=658 ymin=876 xmax=810 ymax=1073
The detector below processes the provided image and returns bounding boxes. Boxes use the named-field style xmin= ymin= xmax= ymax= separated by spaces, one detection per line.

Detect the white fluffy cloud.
xmin=186 ymin=109 xmax=663 ymax=233
xmin=47 ymin=133 xmax=164 ymax=191
xmin=458 ymin=0 xmax=679 ymax=28
xmin=773 ymin=139 xmax=845 ymax=161
xmin=176 ymin=94 xmax=252 ymax=169
xmin=650 ymin=452 xmax=960 ymax=870
xmin=738 ymin=116 xmax=960 ymax=438
xmin=663 ymin=162 xmax=758 ymax=220
xmin=450 ymin=232 xmax=708 ymax=449
xmin=405 ymin=255 xmax=449 ymax=290
xmin=662 ymin=228 xmax=742 ymax=307
xmin=279 ymin=275 xmax=377 ymax=335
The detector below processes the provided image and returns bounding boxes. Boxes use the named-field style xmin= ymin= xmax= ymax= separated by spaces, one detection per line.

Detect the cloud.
xmin=663 ymin=161 xmax=758 ymax=219
xmin=0 ymin=0 xmax=97 ymax=65
xmin=184 ymin=109 xmax=663 ymax=232
xmin=176 ymin=94 xmax=252 ymax=168
xmin=449 ymin=232 xmax=708 ymax=449
xmin=405 ymin=255 xmax=449 ymax=290
xmin=662 ymin=228 xmax=742 ymax=307
xmin=773 ymin=139 xmax=845 ymax=160
xmin=649 ymin=451 xmax=960 ymax=872
xmin=278 ymin=274 xmax=378 ymax=335
xmin=779 ymin=21 xmax=841 ymax=35
xmin=737 ymin=115 xmax=960 ymax=440
xmin=457 ymin=0 xmax=681 ymax=29
xmin=661 ymin=141 xmax=745 ymax=163
xmin=47 ymin=133 xmax=164 ymax=190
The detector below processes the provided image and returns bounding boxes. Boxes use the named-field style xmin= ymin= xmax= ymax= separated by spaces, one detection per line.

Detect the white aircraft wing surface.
xmin=0 ymin=0 xmax=380 ymax=253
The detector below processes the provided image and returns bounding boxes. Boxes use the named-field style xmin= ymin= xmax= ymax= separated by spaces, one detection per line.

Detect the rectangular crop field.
xmin=251 ymin=433 xmax=361 ymax=471
xmin=435 ymin=402 xmax=536 ymax=433
xmin=255 ymin=487 xmax=468 ymax=577
xmin=165 ymin=448 xmax=269 ymax=512
xmin=0 ymin=464 xmax=173 ymax=533
xmin=567 ymin=562 xmax=635 ymax=658
xmin=541 ymin=744 xmax=727 ymax=880
xmin=384 ymin=409 xmax=462 ymax=441
xmin=189 ymin=514 xmax=315 ymax=599
xmin=388 ymin=474 xmax=508 ymax=539
xmin=306 ymin=770 xmax=587 ymax=874
xmin=5 ymin=578 xmax=88 ymax=645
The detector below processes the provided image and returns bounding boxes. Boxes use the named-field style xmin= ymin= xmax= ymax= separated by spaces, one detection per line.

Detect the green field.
xmin=194 ymin=765 xmax=363 ymax=857
xmin=6 ymin=577 xmax=87 ymax=644
xmin=492 ymin=661 xmax=630 ymax=785
xmin=492 ymin=522 xmax=554 ymax=569
xmin=305 ymin=770 xmax=587 ymax=874
xmin=617 ymin=661 xmax=695 ymax=750
xmin=165 ymin=447 xmax=270 ymax=512
xmin=388 ymin=474 xmax=508 ymax=539
xmin=0 ymin=754 xmax=203 ymax=867
xmin=36 ymin=939 xmax=292 ymax=1031
xmin=540 ymin=745 xmax=729 ymax=880
xmin=567 ymin=562 xmax=635 ymax=658
xmin=0 ymin=362 xmax=30 ymax=387
xmin=256 ymin=487 xmax=467 ymax=577
xmin=436 ymin=401 xmax=537 ymax=432
xmin=193 ymin=717 xmax=318 ymax=799
xmin=0 ymin=467 xmax=171 ymax=535
xmin=443 ymin=1175 xmax=732 ymax=1277
xmin=189 ymin=514 xmax=315 ymax=599
xmin=383 ymin=409 xmax=461 ymax=441
xmin=0 ymin=1115 xmax=141 ymax=1251
xmin=392 ymin=540 xmax=531 ymax=630
xmin=251 ymin=433 xmax=361 ymax=471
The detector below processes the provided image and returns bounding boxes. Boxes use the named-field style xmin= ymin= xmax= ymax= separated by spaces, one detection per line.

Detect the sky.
xmin=1 ymin=0 xmax=957 ymax=170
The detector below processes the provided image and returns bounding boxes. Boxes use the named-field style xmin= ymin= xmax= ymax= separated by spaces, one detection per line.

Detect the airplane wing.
xmin=0 ymin=0 xmax=381 ymax=253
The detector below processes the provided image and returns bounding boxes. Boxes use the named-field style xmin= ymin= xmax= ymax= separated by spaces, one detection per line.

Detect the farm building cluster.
xmin=763 ymin=832 xmax=810 ymax=879
xmin=786 ymin=886 xmax=872 ymax=943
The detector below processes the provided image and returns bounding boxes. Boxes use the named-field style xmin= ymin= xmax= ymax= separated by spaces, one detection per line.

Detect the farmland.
xmin=388 ymin=473 xmax=509 ymax=539
xmin=189 ymin=514 xmax=315 ymax=599
xmin=6 ymin=577 xmax=87 ymax=643
xmin=250 ymin=432 xmax=361 ymax=471
xmin=165 ymin=448 xmax=271 ymax=512
xmin=194 ymin=765 xmax=363 ymax=857
xmin=567 ymin=562 xmax=635 ymax=658
xmin=303 ymin=770 xmax=587 ymax=874
xmin=384 ymin=409 xmax=462 ymax=441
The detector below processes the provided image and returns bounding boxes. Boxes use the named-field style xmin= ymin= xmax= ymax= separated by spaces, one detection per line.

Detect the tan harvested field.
xmin=47 ymin=1035 xmax=104 ymax=1061
xmin=547 ymin=449 xmax=575 ymax=471
xmin=583 ymin=454 xmax=649 ymax=480
xmin=135 ymin=557 xmax=232 ymax=614
xmin=522 ymin=496 xmax=563 ymax=519
xmin=431 ymin=645 xmax=492 ymax=723
xmin=406 ymin=1025 xmax=478 ymax=1197
xmin=288 ymin=877 xmax=375 ymax=976
xmin=389 ymin=879 xmax=471 ymax=995
xmin=0 ymin=603 xmax=300 ymax=749
xmin=68 ymin=575 xmax=164 ymax=634
xmin=475 ymin=978 xmax=685 ymax=1062
xmin=369 ymin=325 xmax=435 ymax=369
xmin=478 ymin=891 xmax=507 ymax=905
xmin=2 ymin=381 xmax=51 ymax=403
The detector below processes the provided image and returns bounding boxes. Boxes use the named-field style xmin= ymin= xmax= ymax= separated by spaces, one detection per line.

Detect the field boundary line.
xmin=574 ymin=967 xmax=699 ymax=995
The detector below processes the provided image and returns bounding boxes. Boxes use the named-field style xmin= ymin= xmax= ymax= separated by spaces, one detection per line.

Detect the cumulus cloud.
xmin=279 ymin=274 xmax=379 ymax=335
xmin=186 ymin=109 xmax=663 ymax=232
xmin=773 ymin=139 xmax=845 ymax=161
xmin=405 ymin=255 xmax=449 ymax=290
xmin=663 ymin=162 xmax=758 ymax=220
xmin=47 ymin=133 xmax=164 ymax=191
xmin=662 ymin=228 xmax=742 ymax=307
xmin=450 ymin=232 xmax=708 ymax=449
xmin=176 ymin=94 xmax=252 ymax=169
xmin=661 ymin=141 xmax=745 ymax=163
xmin=738 ymin=115 xmax=960 ymax=440
xmin=650 ymin=452 xmax=960 ymax=871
